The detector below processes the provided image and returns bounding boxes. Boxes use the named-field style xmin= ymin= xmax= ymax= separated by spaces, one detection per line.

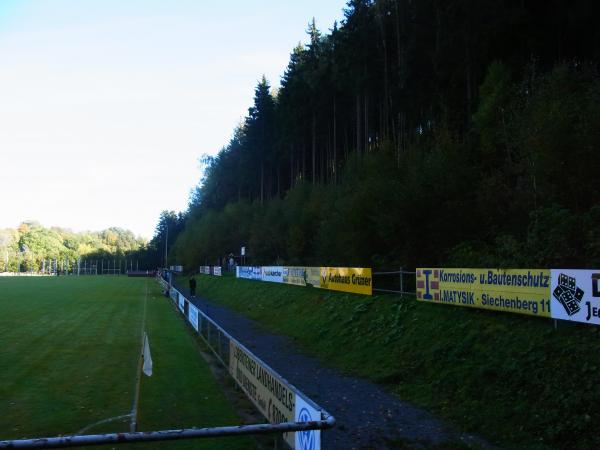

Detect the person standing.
xmin=189 ymin=276 xmax=197 ymax=297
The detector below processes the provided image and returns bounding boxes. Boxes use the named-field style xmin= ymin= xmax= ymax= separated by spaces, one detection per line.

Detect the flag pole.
xmin=130 ymin=281 xmax=149 ymax=431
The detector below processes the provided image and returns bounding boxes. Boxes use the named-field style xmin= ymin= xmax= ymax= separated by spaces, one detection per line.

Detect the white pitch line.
xmin=75 ymin=413 xmax=132 ymax=435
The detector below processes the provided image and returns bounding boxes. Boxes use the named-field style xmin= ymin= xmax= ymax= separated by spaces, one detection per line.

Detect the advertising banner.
xmin=283 ymin=266 xmax=307 ymax=286
xmin=188 ymin=304 xmax=199 ymax=331
xmin=295 ymin=396 xmax=321 ymax=450
xmin=213 ymin=266 xmax=222 ymax=276
xmin=178 ymin=295 xmax=185 ymax=313
xmin=305 ymin=267 xmax=321 ymax=288
xmin=551 ymin=269 xmax=600 ymax=325
xmin=237 ymin=266 xmax=262 ymax=281
xmin=320 ymin=267 xmax=373 ymax=296
xmin=416 ymin=268 xmax=551 ymax=318
xmin=237 ymin=266 xmax=251 ymax=279
xmin=262 ymin=266 xmax=284 ymax=283
xmin=229 ymin=340 xmax=297 ymax=448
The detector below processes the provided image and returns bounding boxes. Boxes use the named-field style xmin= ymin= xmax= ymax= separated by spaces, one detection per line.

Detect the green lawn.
xmin=0 ymin=276 xmax=256 ymax=450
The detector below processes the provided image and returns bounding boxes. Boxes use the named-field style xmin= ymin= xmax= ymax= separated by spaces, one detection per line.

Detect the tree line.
xmin=0 ymin=221 xmax=149 ymax=272
xmin=160 ymin=0 xmax=599 ymax=270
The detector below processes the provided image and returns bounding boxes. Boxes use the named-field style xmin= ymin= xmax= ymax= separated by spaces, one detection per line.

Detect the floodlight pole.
xmin=164 ymin=225 xmax=168 ymax=268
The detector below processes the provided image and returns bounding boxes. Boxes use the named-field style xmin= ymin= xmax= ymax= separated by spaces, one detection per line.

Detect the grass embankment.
xmin=0 ymin=276 xmax=255 ymax=450
xmin=190 ymin=274 xmax=600 ymax=450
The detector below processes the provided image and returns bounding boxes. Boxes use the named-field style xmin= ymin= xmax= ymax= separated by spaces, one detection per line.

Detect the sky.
xmin=0 ymin=0 xmax=346 ymax=239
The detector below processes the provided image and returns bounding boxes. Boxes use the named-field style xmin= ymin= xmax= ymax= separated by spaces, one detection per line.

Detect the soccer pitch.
xmin=0 ymin=276 xmax=256 ymax=450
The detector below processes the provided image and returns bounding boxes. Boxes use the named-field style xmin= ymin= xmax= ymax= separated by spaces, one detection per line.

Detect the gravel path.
xmin=176 ymin=283 xmax=490 ymax=450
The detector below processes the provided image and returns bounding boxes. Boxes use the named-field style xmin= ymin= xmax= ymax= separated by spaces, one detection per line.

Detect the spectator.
xmin=189 ymin=276 xmax=197 ymax=297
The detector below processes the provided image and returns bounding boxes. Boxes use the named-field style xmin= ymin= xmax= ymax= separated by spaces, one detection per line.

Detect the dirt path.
xmin=177 ymin=283 xmax=490 ymax=450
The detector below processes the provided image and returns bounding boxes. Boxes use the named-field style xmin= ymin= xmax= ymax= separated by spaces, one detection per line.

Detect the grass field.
xmin=187 ymin=274 xmax=600 ymax=450
xmin=0 ymin=276 xmax=256 ymax=450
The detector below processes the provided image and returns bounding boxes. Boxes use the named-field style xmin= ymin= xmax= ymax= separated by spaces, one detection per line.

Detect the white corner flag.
xmin=142 ymin=332 xmax=153 ymax=377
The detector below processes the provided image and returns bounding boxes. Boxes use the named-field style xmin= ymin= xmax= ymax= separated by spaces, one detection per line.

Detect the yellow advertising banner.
xmin=229 ymin=341 xmax=296 ymax=448
xmin=416 ymin=268 xmax=551 ymax=317
xmin=320 ymin=267 xmax=373 ymax=296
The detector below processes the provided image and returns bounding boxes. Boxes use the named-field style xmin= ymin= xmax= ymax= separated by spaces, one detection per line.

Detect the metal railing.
xmin=0 ymin=420 xmax=334 ymax=449
xmin=163 ymin=279 xmax=335 ymax=450
xmin=199 ymin=312 xmax=231 ymax=365
xmin=372 ymin=268 xmax=416 ymax=296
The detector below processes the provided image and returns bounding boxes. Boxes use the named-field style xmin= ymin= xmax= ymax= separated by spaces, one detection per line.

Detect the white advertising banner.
xmin=213 ymin=266 xmax=222 ymax=276
xmin=283 ymin=267 xmax=307 ymax=286
xmin=295 ymin=396 xmax=321 ymax=450
xmin=178 ymin=295 xmax=185 ymax=313
xmin=237 ymin=266 xmax=262 ymax=281
xmin=262 ymin=266 xmax=284 ymax=283
xmin=229 ymin=340 xmax=297 ymax=448
xmin=237 ymin=266 xmax=252 ymax=279
xmin=551 ymin=269 xmax=600 ymax=325
xmin=188 ymin=304 xmax=199 ymax=331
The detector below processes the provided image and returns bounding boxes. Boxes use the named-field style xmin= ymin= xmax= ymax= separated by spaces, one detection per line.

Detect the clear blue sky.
xmin=0 ymin=0 xmax=346 ymax=238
